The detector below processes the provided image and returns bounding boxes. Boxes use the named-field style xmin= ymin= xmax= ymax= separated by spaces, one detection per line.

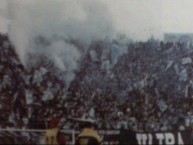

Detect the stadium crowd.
xmin=0 ymin=33 xmax=193 ymax=133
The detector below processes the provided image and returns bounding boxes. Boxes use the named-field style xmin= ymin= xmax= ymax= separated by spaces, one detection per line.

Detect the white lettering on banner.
xmin=141 ymin=134 xmax=148 ymax=145
xmin=136 ymin=133 xmax=142 ymax=145
xmin=156 ymin=133 xmax=165 ymax=145
xmin=178 ymin=132 xmax=184 ymax=145
xmin=136 ymin=133 xmax=152 ymax=145
xmin=148 ymin=134 xmax=152 ymax=145
xmin=136 ymin=132 xmax=184 ymax=145
xmin=164 ymin=133 xmax=175 ymax=145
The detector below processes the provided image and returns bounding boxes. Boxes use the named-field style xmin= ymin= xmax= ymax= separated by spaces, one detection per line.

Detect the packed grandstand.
xmin=0 ymin=33 xmax=193 ymax=144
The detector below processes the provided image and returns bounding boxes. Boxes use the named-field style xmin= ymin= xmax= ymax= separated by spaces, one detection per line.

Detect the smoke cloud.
xmin=0 ymin=0 xmax=8 ymax=32
xmin=7 ymin=0 xmax=114 ymax=84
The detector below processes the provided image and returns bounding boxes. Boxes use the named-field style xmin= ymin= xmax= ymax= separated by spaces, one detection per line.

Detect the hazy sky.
xmin=104 ymin=0 xmax=193 ymax=40
xmin=1 ymin=0 xmax=193 ymax=40
xmin=0 ymin=0 xmax=7 ymax=33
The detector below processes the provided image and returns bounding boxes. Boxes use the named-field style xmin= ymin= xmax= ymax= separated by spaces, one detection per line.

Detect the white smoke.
xmin=0 ymin=0 xmax=8 ymax=32
xmin=0 ymin=0 xmax=7 ymax=16
xmin=6 ymin=0 xmax=114 ymax=84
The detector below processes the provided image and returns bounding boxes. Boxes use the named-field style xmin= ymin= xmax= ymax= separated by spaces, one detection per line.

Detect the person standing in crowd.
xmin=45 ymin=118 xmax=66 ymax=145
xmin=75 ymin=119 xmax=103 ymax=145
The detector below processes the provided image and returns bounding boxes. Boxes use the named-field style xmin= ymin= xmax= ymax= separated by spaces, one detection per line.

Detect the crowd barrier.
xmin=0 ymin=128 xmax=192 ymax=145
xmin=0 ymin=129 xmax=77 ymax=144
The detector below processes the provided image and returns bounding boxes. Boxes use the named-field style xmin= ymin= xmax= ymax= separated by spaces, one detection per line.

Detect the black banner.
xmin=97 ymin=130 xmax=193 ymax=145
xmin=136 ymin=131 xmax=192 ymax=145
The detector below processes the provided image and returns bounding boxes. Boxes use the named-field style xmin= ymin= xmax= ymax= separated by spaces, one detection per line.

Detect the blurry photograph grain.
xmin=0 ymin=0 xmax=193 ymax=144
